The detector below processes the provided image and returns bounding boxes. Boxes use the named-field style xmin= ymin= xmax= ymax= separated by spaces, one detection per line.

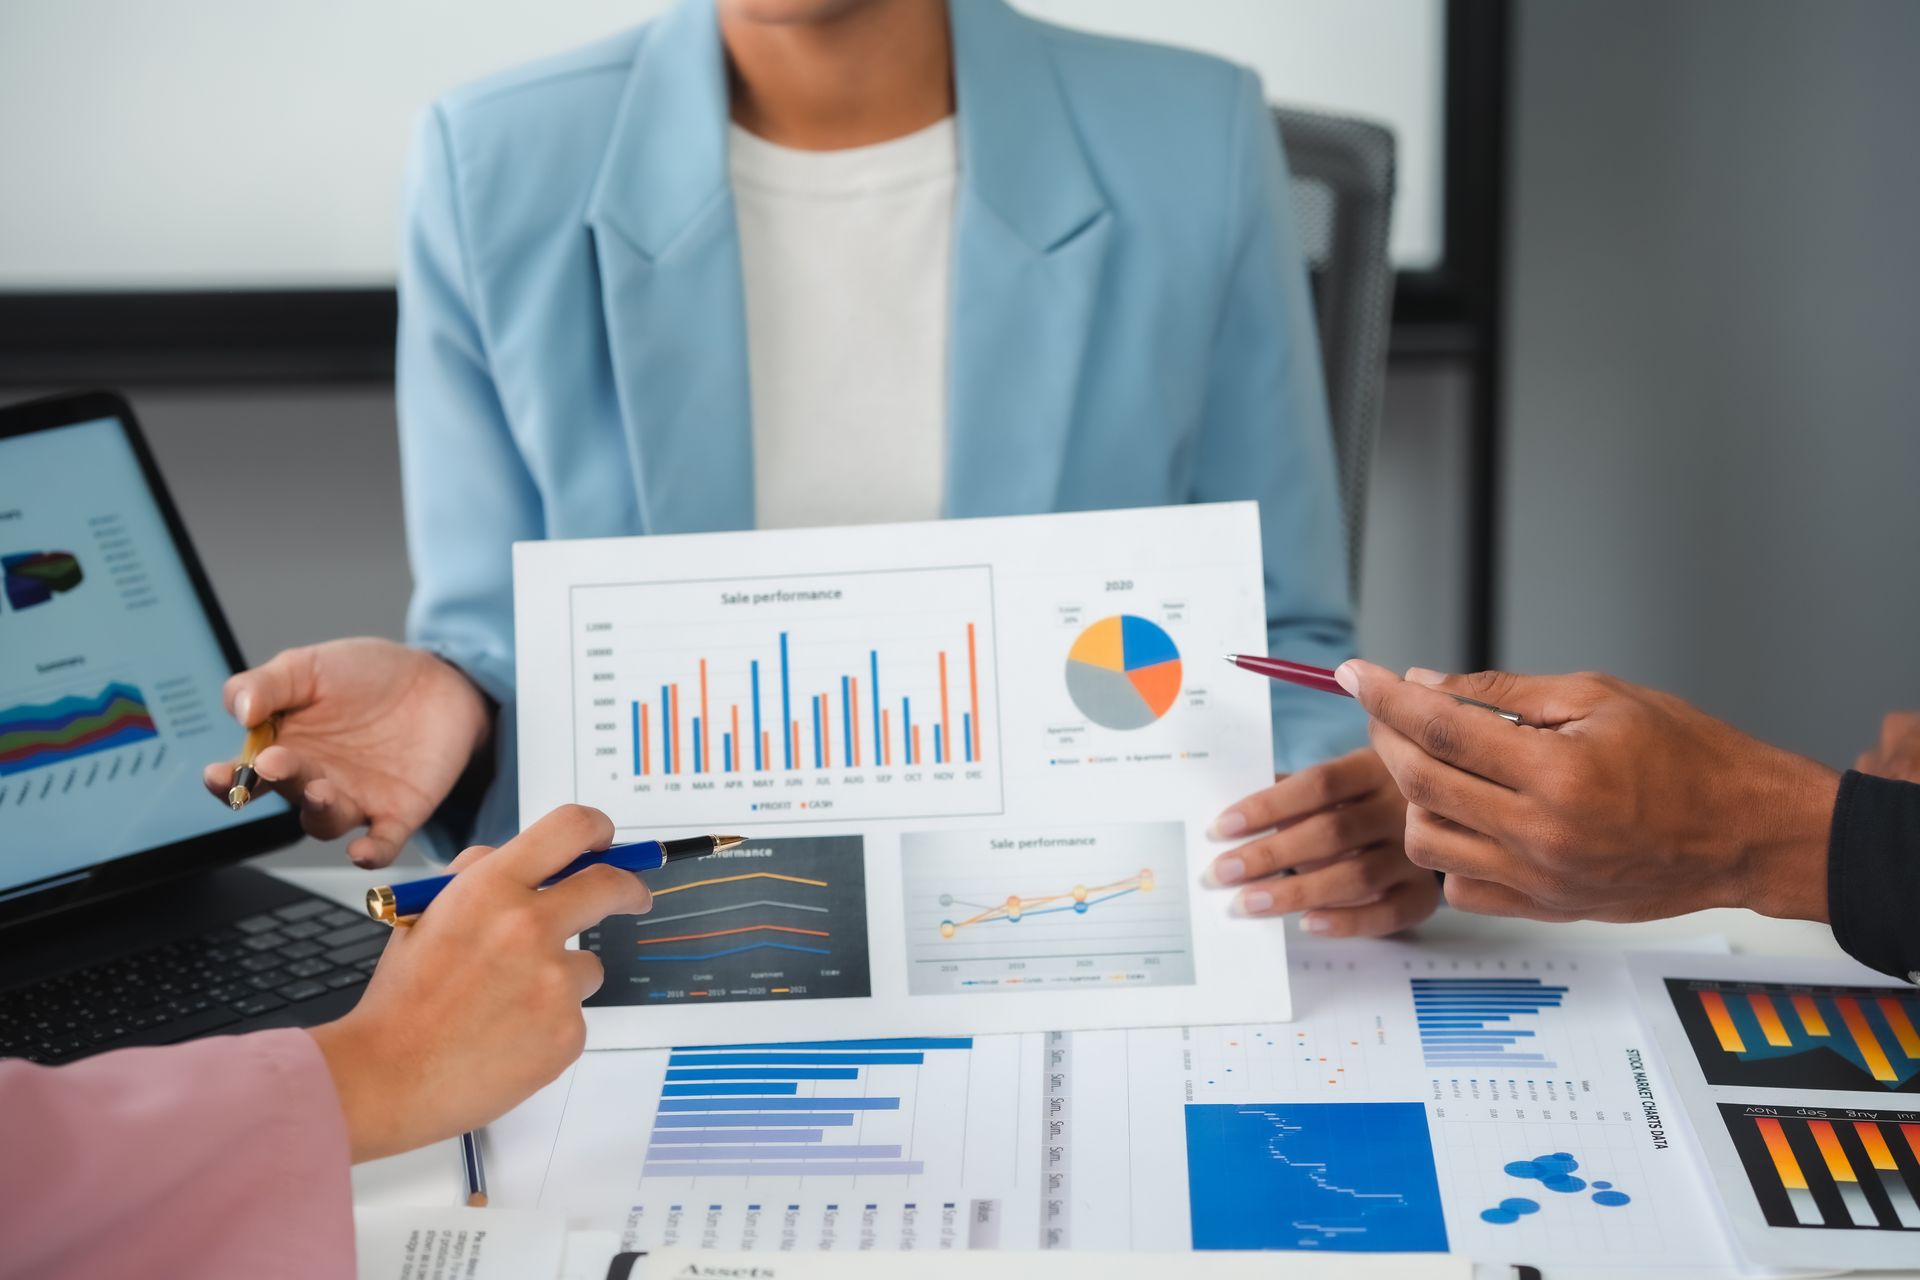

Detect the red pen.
xmin=1223 ymin=654 xmax=1524 ymax=724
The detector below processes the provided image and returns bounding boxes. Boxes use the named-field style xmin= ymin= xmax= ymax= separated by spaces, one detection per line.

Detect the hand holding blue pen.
xmin=306 ymin=804 xmax=652 ymax=1163
xmin=367 ymin=833 xmax=745 ymax=924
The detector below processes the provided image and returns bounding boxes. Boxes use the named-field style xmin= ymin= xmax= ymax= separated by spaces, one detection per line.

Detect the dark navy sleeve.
xmin=1827 ymin=769 xmax=1920 ymax=983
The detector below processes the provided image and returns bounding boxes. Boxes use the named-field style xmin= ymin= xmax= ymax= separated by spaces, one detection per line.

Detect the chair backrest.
xmin=1272 ymin=106 xmax=1397 ymax=594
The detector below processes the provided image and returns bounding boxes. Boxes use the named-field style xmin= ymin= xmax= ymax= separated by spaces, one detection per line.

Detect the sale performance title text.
xmin=721 ymin=587 xmax=844 ymax=606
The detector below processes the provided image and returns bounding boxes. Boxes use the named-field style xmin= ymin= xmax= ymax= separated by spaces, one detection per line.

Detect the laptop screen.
xmin=0 ymin=414 xmax=290 ymax=899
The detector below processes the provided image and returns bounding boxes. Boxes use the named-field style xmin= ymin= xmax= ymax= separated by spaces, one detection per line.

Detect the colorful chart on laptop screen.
xmin=2 ymin=550 xmax=84 ymax=611
xmin=1065 ymin=614 xmax=1183 ymax=730
xmin=0 ymin=681 xmax=159 ymax=777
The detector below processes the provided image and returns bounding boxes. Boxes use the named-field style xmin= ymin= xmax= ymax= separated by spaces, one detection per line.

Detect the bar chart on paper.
xmin=640 ymin=1038 xmax=973 ymax=1181
xmin=1667 ymin=978 xmax=1920 ymax=1094
xmin=570 ymin=567 xmax=1003 ymax=828
xmin=1722 ymin=1104 xmax=1920 ymax=1232
xmin=537 ymin=1035 xmax=1032 ymax=1252
xmin=1411 ymin=975 xmax=1568 ymax=1073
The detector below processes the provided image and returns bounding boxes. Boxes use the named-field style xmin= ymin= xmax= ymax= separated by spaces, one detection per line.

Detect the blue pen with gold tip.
xmin=364 ymin=834 xmax=745 ymax=925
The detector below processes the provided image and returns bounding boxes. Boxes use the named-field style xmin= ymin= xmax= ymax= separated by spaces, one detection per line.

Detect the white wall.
xmin=1014 ymin=0 xmax=1443 ymax=266
xmin=0 ymin=0 xmax=1443 ymax=289
xmin=1500 ymin=0 xmax=1920 ymax=767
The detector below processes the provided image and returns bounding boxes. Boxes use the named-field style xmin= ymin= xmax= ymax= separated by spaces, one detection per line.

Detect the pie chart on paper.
xmin=1065 ymin=615 xmax=1183 ymax=730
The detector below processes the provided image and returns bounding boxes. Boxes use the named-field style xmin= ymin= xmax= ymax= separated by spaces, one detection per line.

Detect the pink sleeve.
xmin=0 ymin=1027 xmax=354 ymax=1280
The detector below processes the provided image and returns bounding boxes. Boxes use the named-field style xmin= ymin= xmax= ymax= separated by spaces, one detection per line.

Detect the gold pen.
xmin=227 ymin=712 xmax=283 ymax=809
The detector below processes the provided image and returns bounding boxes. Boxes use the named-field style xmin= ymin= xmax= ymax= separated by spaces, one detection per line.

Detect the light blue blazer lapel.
xmin=584 ymin=0 xmax=754 ymax=534
xmin=946 ymin=0 xmax=1112 ymax=518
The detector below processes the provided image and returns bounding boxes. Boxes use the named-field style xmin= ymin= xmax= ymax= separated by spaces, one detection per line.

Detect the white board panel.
xmin=0 ymin=0 xmax=1442 ymax=289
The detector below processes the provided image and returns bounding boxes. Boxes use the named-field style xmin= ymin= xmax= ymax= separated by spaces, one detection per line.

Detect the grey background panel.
xmin=1501 ymin=0 xmax=1920 ymax=767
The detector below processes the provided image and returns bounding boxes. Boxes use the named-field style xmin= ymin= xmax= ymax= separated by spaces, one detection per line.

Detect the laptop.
xmin=0 ymin=390 xmax=385 ymax=1065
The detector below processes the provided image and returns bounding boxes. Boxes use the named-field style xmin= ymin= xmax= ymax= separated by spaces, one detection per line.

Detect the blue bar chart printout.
xmin=1413 ymin=976 xmax=1566 ymax=1071
xmin=641 ymin=1038 xmax=973 ymax=1180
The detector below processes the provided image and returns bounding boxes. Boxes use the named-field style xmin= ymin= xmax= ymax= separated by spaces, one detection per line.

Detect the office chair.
xmin=1272 ymin=106 xmax=1397 ymax=595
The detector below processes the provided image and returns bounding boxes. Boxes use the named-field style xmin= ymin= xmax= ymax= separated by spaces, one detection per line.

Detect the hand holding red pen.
xmin=1337 ymin=660 xmax=1841 ymax=924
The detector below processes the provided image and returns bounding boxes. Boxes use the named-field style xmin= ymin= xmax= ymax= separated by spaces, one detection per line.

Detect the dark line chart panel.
xmin=584 ymin=836 xmax=871 ymax=1007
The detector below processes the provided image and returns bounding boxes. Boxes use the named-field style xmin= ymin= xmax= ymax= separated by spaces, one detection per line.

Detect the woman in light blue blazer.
xmin=206 ymin=0 xmax=1440 ymax=938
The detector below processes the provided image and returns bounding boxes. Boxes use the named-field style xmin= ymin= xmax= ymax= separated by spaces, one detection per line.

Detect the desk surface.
xmin=275 ymin=865 xmax=1896 ymax=1277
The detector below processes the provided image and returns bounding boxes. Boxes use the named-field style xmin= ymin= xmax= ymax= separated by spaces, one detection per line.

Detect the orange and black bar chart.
xmin=1666 ymin=978 xmax=1920 ymax=1094
xmin=1722 ymin=1104 xmax=1920 ymax=1231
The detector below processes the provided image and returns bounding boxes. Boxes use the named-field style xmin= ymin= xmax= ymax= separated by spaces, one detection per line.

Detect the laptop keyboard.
xmin=0 ymin=897 xmax=388 ymax=1066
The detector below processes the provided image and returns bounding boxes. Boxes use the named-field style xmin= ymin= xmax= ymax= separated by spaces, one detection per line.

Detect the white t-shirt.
xmin=729 ymin=117 xmax=957 ymax=530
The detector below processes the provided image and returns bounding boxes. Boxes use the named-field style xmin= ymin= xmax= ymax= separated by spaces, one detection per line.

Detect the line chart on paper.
xmin=899 ymin=822 xmax=1196 ymax=994
xmin=934 ymin=868 xmax=1154 ymax=938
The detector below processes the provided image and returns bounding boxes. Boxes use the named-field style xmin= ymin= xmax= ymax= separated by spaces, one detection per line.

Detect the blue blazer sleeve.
xmin=1191 ymin=69 xmax=1367 ymax=770
xmin=397 ymin=105 xmax=538 ymax=703
xmin=396 ymin=106 xmax=540 ymax=853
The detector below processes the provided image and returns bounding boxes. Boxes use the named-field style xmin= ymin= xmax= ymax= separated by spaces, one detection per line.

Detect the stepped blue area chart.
xmin=583 ymin=836 xmax=871 ymax=1007
xmin=1 ymin=549 xmax=84 ymax=611
xmin=1721 ymin=1104 xmax=1920 ymax=1232
xmin=1667 ymin=977 xmax=1920 ymax=1093
xmin=1412 ymin=976 xmax=1567 ymax=1072
xmin=1184 ymin=1102 xmax=1449 ymax=1252
xmin=899 ymin=823 xmax=1196 ymax=994
xmin=570 ymin=567 xmax=1003 ymax=827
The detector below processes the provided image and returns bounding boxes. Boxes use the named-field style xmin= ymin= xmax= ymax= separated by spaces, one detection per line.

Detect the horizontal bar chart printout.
xmin=638 ymin=1038 xmax=976 ymax=1183
xmin=1412 ymin=977 xmax=1566 ymax=1071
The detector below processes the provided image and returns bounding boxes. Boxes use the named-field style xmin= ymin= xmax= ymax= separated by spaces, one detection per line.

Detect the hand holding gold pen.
xmin=226 ymin=712 xmax=283 ymax=809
